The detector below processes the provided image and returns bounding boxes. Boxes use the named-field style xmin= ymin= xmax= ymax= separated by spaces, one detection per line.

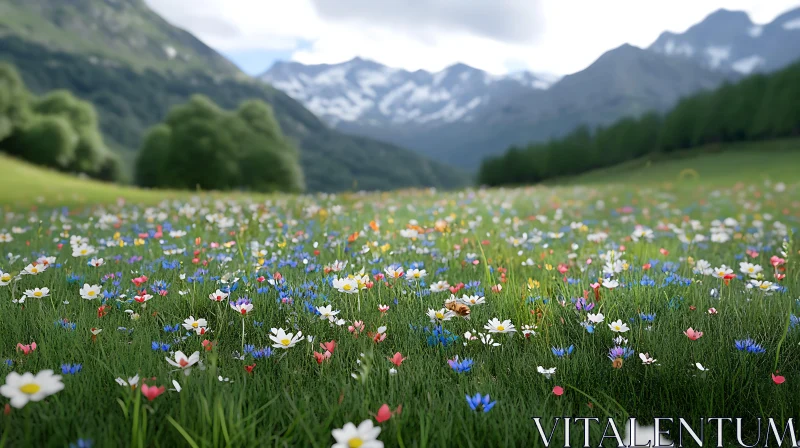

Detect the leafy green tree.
xmin=0 ymin=63 xmax=31 ymax=142
xmin=137 ymin=94 xmax=304 ymax=193
xmin=135 ymin=124 xmax=171 ymax=187
xmin=31 ymin=90 xmax=107 ymax=174
xmin=13 ymin=115 xmax=77 ymax=169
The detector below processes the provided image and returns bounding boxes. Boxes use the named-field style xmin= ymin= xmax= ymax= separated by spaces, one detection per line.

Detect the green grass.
xmin=565 ymin=138 xmax=800 ymax=186
xmin=0 ymin=154 xmax=273 ymax=207
xmin=0 ymin=144 xmax=798 ymax=446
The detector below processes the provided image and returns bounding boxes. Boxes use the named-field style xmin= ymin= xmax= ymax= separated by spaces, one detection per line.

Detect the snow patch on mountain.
xmin=705 ymin=46 xmax=731 ymax=68
xmin=783 ymin=17 xmax=800 ymax=30
xmin=260 ymin=58 xmax=559 ymax=127
xmin=732 ymin=55 xmax=764 ymax=74
xmin=662 ymin=39 xmax=695 ymax=57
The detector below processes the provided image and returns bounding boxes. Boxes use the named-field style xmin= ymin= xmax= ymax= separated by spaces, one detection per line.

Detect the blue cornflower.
xmin=151 ymin=341 xmax=171 ymax=352
xmin=790 ymin=315 xmax=800 ymax=330
xmin=607 ymin=346 xmax=635 ymax=360
xmin=639 ymin=313 xmax=656 ymax=322
xmin=447 ymin=356 xmax=474 ymax=373
xmin=573 ymin=297 xmax=595 ymax=311
xmin=252 ymin=347 xmax=273 ymax=359
xmin=56 ymin=320 xmax=77 ymax=331
xmin=426 ymin=326 xmax=458 ymax=347
xmin=734 ymin=339 xmax=766 ymax=354
xmin=466 ymin=393 xmax=496 ymax=413
xmin=580 ymin=321 xmax=595 ymax=334
xmin=61 ymin=364 xmax=82 ymax=375
xmin=66 ymin=274 xmax=83 ymax=284
xmin=69 ymin=439 xmax=93 ymax=448
xmin=551 ymin=345 xmax=575 ymax=358
xmin=163 ymin=324 xmax=181 ymax=333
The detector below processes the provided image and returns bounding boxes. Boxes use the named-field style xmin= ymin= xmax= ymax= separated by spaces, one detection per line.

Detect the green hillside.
xmin=480 ymin=60 xmax=800 ymax=186
xmin=0 ymin=2 xmax=467 ymax=193
xmin=564 ymin=138 xmax=800 ymax=185
xmin=2 ymin=139 xmax=797 ymax=207
xmin=0 ymin=0 xmax=240 ymax=76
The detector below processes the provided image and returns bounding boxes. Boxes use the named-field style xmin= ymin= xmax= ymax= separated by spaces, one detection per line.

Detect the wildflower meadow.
xmin=0 ymin=181 xmax=798 ymax=447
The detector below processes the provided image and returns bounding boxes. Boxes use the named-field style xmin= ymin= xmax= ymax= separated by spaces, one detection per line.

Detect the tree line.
xmin=478 ymin=61 xmax=800 ymax=186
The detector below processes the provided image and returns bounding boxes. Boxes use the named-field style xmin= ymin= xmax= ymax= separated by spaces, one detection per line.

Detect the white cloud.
xmin=146 ymin=0 xmax=800 ymax=75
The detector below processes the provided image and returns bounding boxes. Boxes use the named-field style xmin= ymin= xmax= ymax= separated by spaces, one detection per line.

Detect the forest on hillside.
xmin=478 ymin=61 xmax=800 ymax=186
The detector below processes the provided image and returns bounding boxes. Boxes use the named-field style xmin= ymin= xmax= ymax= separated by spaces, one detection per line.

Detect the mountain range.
xmin=262 ymin=7 xmax=800 ymax=170
xmin=0 ymin=0 xmax=466 ymax=192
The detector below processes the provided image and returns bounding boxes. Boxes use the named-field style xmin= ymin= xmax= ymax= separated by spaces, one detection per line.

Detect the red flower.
xmin=320 ymin=340 xmax=336 ymax=354
xmin=388 ymin=352 xmax=406 ymax=367
xmin=314 ymin=351 xmax=331 ymax=364
xmin=244 ymin=364 xmax=256 ymax=374
xmin=772 ymin=373 xmax=786 ymax=385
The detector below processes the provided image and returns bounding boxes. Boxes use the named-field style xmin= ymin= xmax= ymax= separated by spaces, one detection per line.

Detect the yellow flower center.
xmin=34 ymin=291 xmax=42 ymax=297
xmin=348 ymin=438 xmax=364 ymax=448
xmin=31 ymin=268 xmax=38 ymax=273
xmin=1 ymin=275 xmax=9 ymax=281
xmin=343 ymin=284 xmax=352 ymax=291
xmin=81 ymin=250 xmax=87 ymax=255
xmin=435 ymin=312 xmax=444 ymax=319
xmin=760 ymin=284 xmax=769 ymax=290
xmin=192 ymin=322 xmax=199 ymax=328
xmin=88 ymin=291 xmax=96 ymax=296
xmin=497 ymin=325 xmax=505 ymax=331
xmin=281 ymin=338 xmax=291 ymax=346
xmin=20 ymin=383 xmax=41 ymax=394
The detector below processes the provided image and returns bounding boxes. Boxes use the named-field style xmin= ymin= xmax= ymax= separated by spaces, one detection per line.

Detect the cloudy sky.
xmin=146 ymin=0 xmax=800 ymax=76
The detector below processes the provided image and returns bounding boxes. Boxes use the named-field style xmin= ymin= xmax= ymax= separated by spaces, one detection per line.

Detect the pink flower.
xmin=552 ymin=386 xmax=564 ymax=396
xmin=772 ymin=373 xmax=786 ymax=385
xmin=348 ymin=321 xmax=365 ymax=336
xmin=141 ymin=383 xmax=165 ymax=401
xmin=378 ymin=304 xmax=390 ymax=313
xmin=131 ymin=275 xmax=148 ymax=287
xmin=376 ymin=404 xmax=392 ymax=423
xmin=707 ymin=308 xmax=718 ymax=315
xmin=684 ymin=328 xmax=703 ymax=341
xmin=16 ymin=342 xmax=37 ymax=355
xmin=771 ymin=256 xmax=785 ymax=268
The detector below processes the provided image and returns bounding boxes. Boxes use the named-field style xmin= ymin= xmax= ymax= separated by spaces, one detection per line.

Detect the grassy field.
xmin=0 ymin=145 xmax=799 ymax=447
xmin=0 ymin=154 xmax=273 ymax=207
xmin=566 ymin=138 xmax=800 ymax=186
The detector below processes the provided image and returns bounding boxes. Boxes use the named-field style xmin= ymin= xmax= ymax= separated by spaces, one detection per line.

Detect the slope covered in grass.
xmin=566 ymin=138 xmax=800 ymax=186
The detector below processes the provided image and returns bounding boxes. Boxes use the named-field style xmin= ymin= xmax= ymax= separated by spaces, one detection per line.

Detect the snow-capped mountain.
xmin=649 ymin=7 xmax=800 ymax=74
xmin=259 ymin=57 xmax=560 ymax=128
